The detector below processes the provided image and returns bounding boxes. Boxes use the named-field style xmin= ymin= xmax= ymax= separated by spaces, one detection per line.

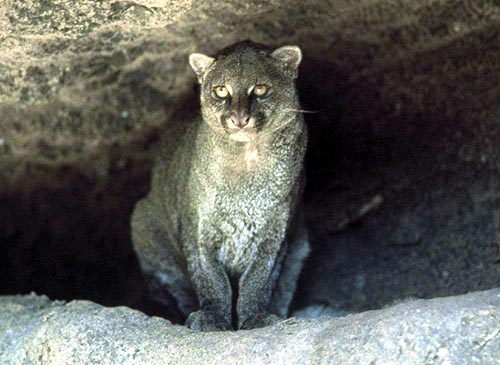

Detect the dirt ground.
xmin=0 ymin=0 xmax=498 ymax=321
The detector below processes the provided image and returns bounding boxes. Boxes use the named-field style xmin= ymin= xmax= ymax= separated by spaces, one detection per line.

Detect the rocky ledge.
xmin=1 ymin=290 xmax=500 ymax=364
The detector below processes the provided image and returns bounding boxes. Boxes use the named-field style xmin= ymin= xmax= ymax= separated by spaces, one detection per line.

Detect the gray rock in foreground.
xmin=1 ymin=290 xmax=499 ymax=365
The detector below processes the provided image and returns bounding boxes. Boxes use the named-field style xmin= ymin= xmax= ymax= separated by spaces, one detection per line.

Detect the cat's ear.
xmin=270 ymin=45 xmax=302 ymax=78
xmin=189 ymin=53 xmax=215 ymax=83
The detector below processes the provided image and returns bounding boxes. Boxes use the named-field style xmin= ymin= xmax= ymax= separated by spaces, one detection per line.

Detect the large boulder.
xmin=1 ymin=290 xmax=499 ymax=364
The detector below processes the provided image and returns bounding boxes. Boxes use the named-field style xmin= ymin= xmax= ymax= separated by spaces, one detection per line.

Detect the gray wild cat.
xmin=131 ymin=41 xmax=309 ymax=331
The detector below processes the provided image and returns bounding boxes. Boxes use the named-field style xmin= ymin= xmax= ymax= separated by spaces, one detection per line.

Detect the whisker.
xmin=285 ymin=108 xmax=320 ymax=114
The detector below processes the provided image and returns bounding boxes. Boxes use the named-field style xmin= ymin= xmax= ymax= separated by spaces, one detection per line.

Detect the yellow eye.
xmin=253 ymin=84 xmax=268 ymax=97
xmin=214 ymin=86 xmax=229 ymax=98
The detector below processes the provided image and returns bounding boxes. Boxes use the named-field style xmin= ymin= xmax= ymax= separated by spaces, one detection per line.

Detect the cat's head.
xmin=189 ymin=41 xmax=302 ymax=142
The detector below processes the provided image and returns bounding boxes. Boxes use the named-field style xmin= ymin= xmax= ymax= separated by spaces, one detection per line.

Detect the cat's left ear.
xmin=189 ymin=53 xmax=215 ymax=83
xmin=270 ymin=45 xmax=302 ymax=78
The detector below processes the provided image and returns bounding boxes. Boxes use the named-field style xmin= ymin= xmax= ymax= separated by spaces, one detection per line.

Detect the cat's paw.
xmin=186 ymin=310 xmax=232 ymax=332
xmin=239 ymin=312 xmax=281 ymax=330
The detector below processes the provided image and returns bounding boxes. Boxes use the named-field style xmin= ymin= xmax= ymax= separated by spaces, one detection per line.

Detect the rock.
xmin=1 ymin=290 xmax=500 ymax=364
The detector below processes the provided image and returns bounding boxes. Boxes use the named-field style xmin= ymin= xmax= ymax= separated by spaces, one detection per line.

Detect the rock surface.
xmin=1 ymin=290 xmax=500 ymax=364
xmin=0 ymin=0 xmax=499 ymax=360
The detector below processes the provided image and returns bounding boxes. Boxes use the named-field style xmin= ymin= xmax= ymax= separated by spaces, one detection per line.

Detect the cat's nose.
xmin=230 ymin=111 xmax=250 ymax=128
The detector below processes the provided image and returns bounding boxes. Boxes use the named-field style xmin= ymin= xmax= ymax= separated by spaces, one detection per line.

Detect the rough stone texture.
xmin=0 ymin=0 xmax=499 ymax=359
xmin=1 ymin=290 xmax=500 ymax=364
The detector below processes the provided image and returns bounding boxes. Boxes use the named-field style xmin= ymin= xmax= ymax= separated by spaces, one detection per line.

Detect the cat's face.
xmin=189 ymin=42 xmax=302 ymax=142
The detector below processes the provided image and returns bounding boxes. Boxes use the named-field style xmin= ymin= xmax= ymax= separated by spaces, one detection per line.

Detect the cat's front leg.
xmin=236 ymin=237 xmax=284 ymax=329
xmin=185 ymin=239 xmax=233 ymax=332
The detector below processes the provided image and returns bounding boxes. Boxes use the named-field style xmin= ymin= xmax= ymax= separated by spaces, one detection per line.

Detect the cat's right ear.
xmin=189 ymin=53 xmax=215 ymax=83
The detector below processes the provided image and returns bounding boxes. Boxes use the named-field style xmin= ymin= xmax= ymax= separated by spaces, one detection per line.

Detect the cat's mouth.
xmin=228 ymin=128 xmax=256 ymax=142
xmin=224 ymin=116 xmax=257 ymax=142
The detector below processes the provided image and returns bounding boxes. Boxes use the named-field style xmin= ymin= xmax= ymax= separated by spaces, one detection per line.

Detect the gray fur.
xmin=131 ymin=41 xmax=309 ymax=331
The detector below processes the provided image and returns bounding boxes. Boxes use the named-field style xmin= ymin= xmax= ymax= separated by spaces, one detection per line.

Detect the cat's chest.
xmin=214 ymin=190 xmax=286 ymax=276
xmin=212 ymin=175 xmax=285 ymax=233
xmin=207 ymin=168 xmax=289 ymax=275
xmin=194 ymin=139 xmax=296 ymax=274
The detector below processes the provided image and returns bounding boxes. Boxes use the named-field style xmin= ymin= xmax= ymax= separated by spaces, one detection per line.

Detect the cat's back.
xmin=133 ymin=118 xmax=200 ymax=241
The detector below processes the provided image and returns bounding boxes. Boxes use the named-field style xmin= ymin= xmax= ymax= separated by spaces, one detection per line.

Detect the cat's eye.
xmin=214 ymin=86 xmax=229 ymax=98
xmin=253 ymin=84 xmax=269 ymax=97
